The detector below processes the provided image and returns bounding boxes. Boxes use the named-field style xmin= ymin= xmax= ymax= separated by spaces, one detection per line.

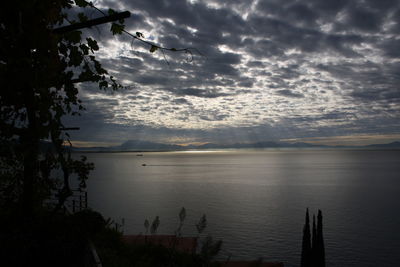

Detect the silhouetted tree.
xmin=301 ymin=208 xmax=312 ymax=267
xmin=315 ymin=210 xmax=326 ymax=267
xmin=0 ymin=0 xmax=106 ymax=214
xmin=311 ymin=215 xmax=317 ymax=266
xmin=150 ymin=216 xmax=160 ymax=235
xmin=301 ymin=209 xmax=326 ymax=267
xmin=0 ymin=0 xmax=194 ymax=215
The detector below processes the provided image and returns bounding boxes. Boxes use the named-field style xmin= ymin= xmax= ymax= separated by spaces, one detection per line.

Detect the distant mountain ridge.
xmin=71 ymin=140 xmax=400 ymax=152
xmin=365 ymin=141 xmax=400 ymax=148
xmin=184 ymin=141 xmax=325 ymax=149
xmin=119 ymin=140 xmax=183 ymax=150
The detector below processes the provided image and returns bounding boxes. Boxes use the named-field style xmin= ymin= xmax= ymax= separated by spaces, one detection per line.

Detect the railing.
xmin=44 ymin=189 xmax=88 ymax=214
xmin=65 ymin=189 xmax=88 ymax=213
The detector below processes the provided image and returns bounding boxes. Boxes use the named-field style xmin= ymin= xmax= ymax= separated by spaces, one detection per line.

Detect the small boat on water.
xmin=142 ymin=163 xmax=146 ymax=166
xmin=136 ymin=154 xmax=143 ymax=156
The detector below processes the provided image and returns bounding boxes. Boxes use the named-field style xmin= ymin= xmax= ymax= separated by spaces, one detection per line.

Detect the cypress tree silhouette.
xmin=311 ymin=215 xmax=318 ymax=266
xmin=316 ymin=210 xmax=326 ymax=267
xmin=301 ymin=208 xmax=312 ymax=267
xmin=301 ymin=209 xmax=326 ymax=267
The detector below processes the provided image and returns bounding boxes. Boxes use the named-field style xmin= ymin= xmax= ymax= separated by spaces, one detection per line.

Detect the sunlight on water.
xmin=76 ymin=150 xmax=400 ymax=267
xmin=170 ymin=150 xmax=234 ymax=154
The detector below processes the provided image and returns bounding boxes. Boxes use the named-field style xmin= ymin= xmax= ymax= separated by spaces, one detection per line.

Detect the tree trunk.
xmin=21 ymin=95 xmax=39 ymax=216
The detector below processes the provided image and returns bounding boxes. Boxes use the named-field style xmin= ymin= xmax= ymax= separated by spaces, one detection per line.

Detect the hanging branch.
xmin=53 ymin=11 xmax=131 ymax=34
xmin=85 ymin=1 xmax=204 ymax=60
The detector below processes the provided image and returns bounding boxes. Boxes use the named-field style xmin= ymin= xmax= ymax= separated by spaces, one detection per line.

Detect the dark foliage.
xmin=0 ymin=0 xmax=119 ymax=214
xmin=94 ymin=209 xmax=222 ymax=267
xmin=0 ymin=209 xmax=106 ymax=267
xmin=300 ymin=209 xmax=326 ymax=267
xmin=301 ymin=208 xmax=312 ymax=267
xmin=315 ymin=210 xmax=326 ymax=267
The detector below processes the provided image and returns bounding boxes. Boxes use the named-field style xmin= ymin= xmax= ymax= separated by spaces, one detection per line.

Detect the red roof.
xmin=219 ymin=261 xmax=284 ymax=267
xmin=122 ymin=235 xmax=284 ymax=267
xmin=122 ymin=235 xmax=198 ymax=254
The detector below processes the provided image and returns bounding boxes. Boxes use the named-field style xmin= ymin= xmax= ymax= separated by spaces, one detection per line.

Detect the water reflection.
xmin=76 ymin=150 xmax=400 ymax=267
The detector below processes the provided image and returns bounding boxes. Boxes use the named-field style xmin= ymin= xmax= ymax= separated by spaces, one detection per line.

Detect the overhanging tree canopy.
xmin=0 ymin=0 xmax=197 ymax=214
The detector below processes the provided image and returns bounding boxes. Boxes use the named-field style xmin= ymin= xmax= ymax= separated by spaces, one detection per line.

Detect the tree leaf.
xmin=77 ymin=12 xmax=88 ymax=22
xmin=74 ymin=0 xmax=89 ymax=7
xmin=86 ymin=37 xmax=99 ymax=52
xmin=108 ymin=8 xmax=116 ymax=15
xmin=66 ymin=31 xmax=82 ymax=44
xmin=149 ymin=45 xmax=158 ymax=53
xmin=110 ymin=23 xmax=124 ymax=35
xmin=99 ymin=80 xmax=108 ymax=89
xmin=79 ymin=44 xmax=89 ymax=55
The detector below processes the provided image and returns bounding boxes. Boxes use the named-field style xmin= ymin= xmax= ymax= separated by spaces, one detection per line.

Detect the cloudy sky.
xmin=67 ymin=0 xmax=400 ymax=146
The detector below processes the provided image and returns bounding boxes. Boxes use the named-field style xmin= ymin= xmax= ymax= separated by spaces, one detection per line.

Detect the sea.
xmin=75 ymin=149 xmax=400 ymax=267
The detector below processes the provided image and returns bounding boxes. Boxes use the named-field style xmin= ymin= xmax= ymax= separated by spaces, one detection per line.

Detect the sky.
xmin=66 ymin=0 xmax=400 ymax=147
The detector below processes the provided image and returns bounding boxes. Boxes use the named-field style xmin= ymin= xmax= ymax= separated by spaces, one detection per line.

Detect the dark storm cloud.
xmin=173 ymin=88 xmax=231 ymax=98
xmin=344 ymin=7 xmax=382 ymax=32
xmin=316 ymin=61 xmax=400 ymax=103
xmin=276 ymin=89 xmax=304 ymax=98
xmin=200 ymin=113 xmax=229 ymax=121
xmin=244 ymin=15 xmax=364 ymax=57
xmin=381 ymin=38 xmax=400 ymax=58
xmin=68 ymin=0 xmax=400 ymax=145
xmin=67 ymin=90 xmax=400 ymax=145
xmin=171 ymin=97 xmax=192 ymax=105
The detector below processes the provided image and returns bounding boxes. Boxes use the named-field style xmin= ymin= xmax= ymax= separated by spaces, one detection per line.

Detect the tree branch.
xmin=53 ymin=11 xmax=131 ymax=34
xmin=86 ymin=2 xmax=204 ymax=59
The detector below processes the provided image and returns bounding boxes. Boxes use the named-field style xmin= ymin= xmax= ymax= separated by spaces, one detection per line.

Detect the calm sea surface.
xmin=77 ymin=149 xmax=400 ymax=267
